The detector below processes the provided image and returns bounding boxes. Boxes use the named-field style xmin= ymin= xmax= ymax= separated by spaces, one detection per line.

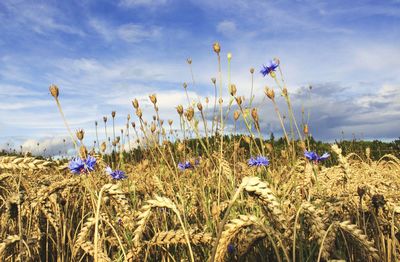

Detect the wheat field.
xmin=0 ymin=44 xmax=399 ymax=262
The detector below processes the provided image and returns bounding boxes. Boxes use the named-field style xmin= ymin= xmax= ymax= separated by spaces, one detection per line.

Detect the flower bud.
xmin=136 ymin=108 xmax=142 ymax=118
xmin=229 ymin=84 xmax=237 ymax=96
xmin=132 ymin=98 xmax=139 ymax=109
xmin=282 ymin=87 xmax=288 ymax=97
xmin=251 ymin=108 xmax=259 ymax=122
xmin=149 ymin=94 xmax=157 ymax=104
xmin=103 ymin=116 xmax=107 ymax=123
xmin=176 ymin=105 xmax=184 ymax=116
xmin=233 ymin=110 xmax=240 ymax=121
xmin=185 ymin=107 xmax=194 ymax=121
xmin=111 ymin=111 xmax=116 ymax=118
xmin=131 ymin=122 xmax=136 ymax=128
xmin=250 ymin=68 xmax=254 ymax=74
xmin=303 ymin=124 xmax=309 ymax=135
xmin=127 ymin=114 xmax=131 ymax=121
xmin=211 ymin=77 xmax=216 ymax=84
xmin=100 ymin=141 xmax=106 ymax=152
xmin=76 ymin=129 xmax=85 ymax=141
xmin=235 ymin=96 xmax=242 ymax=105
xmin=79 ymin=145 xmax=87 ymax=159
xmin=150 ymin=123 xmax=156 ymax=133
xmin=213 ymin=42 xmax=221 ymax=54
xmin=187 ymin=58 xmax=192 ymax=64
xmin=168 ymin=119 xmax=173 ymax=125
xmin=218 ymin=98 xmax=223 ymax=104
xmin=227 ymin=52 xmax=232 ymax=60
xmin=116 ymin=136 xmax=120 ymax=143
xmin=264 ymin=87 xmax=275 ymax=100
xmin=197 ymin=102 xmax=203 ymax=111
xmin=49 ymin=84 xmax=59 ymax=99
xmin=183 ymin=82 xmax=187 ymax=89
xmin=95 ymin=121 xmax=98 ymax=126
xmin=205 ymin=97 xmax=209 ymax=103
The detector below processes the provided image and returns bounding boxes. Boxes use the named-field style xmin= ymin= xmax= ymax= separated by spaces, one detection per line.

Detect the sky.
xmin=0 ymin=0 xmax=399 ymax=155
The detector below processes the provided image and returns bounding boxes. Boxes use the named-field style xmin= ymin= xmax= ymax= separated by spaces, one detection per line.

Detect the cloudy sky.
xmin=0 ymin=0 xmax=399 ymax=155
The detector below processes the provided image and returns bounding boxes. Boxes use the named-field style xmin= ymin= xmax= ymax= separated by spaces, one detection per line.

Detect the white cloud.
xmin=117 ymin=24 xmax=161 ymax=43
xmin=216 ymin=20 xmax=237 ymax=36
xmin=89 ymin=19 xmax=161 ymax=43
xmin=119 ymin=0 xmax=167 ymax=7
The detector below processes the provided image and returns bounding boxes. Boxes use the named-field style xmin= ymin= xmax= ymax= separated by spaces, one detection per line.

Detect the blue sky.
xmin=0 ymin=0 xmax=399 ymax=155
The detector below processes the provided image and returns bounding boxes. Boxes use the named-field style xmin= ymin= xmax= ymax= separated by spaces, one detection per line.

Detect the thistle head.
xmin=132 ymin=98 xmax=139 ymax=109
xmin=229 ymin=84 xmax=237 ymax=96
xmin=49 ymin=84 xmax=59 ymax=99
xmin=213 ymin=42 xmax=221 ymax=54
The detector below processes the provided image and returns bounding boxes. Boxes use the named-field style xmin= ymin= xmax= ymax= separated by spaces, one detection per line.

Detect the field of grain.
xmin=0 ymin=44 xmax=399 ymax=262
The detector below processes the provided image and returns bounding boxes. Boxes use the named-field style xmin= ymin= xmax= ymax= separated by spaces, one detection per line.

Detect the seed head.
xmin=176 ymin=105 xmax=184 ymax=116
xmin=132 ymin=98 xmax=139 ymax=109
xmin=49 ymin=84 xmax=59 ymax=99
xmin=187 ymin=58 xmax=192 ymax=64
xmin=250 ymin=68 xmax=254 ymax=74
xmin=76 ymin=129 xmax=85 ymax=141
xmin=127 ymin=114 xmax=131 ymax=121
xmin=168 ymin=119 xmax=173 ymax=126
xmin=103 ymin=116 xmax=107 ymax=123
xmin=211 ymin=77 xmax=216 ymax=84
xmin=111 ymin=111 xmax=116 ymax=118
xmin=149 ymin=94 xmax=157 ymax=104
xmin=197 ymin=102 xmax=203 ymax=111
xmin=213 ymin=42 xmax=221 ymax=54
xmin=233 ymin=110 xmax=240 ymax=121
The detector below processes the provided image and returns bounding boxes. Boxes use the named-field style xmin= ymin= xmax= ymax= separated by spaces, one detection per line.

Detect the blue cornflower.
xmin=178 ymin=161 xmax=193 ymax=170
xmin=106 ymin=166 xmax=127 ymax=180
xmin=304 ymin=151 xmax=330 ymax=163
xmin=68 ymin=156 xmax=97 ymax=174
xmin=260 ymin=60 xmax=279 ymax=77
xmin=248 ymin=156 xmax=270 ymax=167
xmin=227 ymin=243 xmax=235 ymax=254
